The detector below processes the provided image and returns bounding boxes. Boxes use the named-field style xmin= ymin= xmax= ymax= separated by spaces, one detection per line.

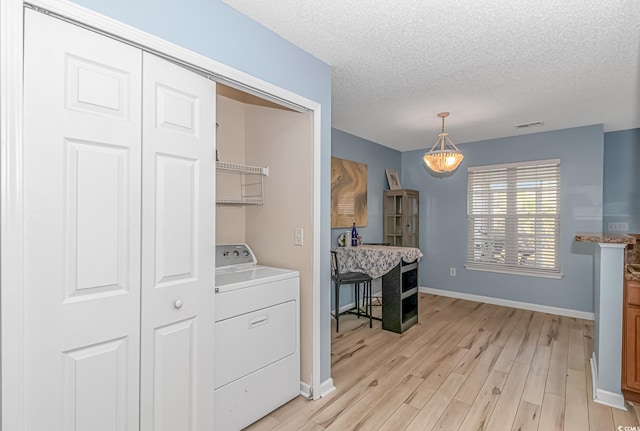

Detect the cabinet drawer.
xmin=215 ymin=300 xmax=297 ymax=389
xmin=627 ymin=281 xmax=640 ymax=306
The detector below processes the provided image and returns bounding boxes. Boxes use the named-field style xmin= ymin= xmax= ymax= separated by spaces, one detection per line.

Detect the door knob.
xmin=173 ymin=299 xmax=184 ymax=309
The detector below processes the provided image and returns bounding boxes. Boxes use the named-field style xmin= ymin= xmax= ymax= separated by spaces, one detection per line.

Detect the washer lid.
xmin=215 ymin=266 xmax=299 ymax=290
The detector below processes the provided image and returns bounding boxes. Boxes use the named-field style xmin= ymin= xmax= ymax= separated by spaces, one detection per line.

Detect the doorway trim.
xmin=1 ymin=1 xmax=323 ymax=428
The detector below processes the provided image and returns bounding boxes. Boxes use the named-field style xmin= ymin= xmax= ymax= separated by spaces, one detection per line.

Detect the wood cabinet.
xmin=383 ymin=189 xmax=419 ymax=247
xmin=381 ymin=260 xmax=419 ymax=333
xmin=623 ymin=279 xmax=640 ymax=402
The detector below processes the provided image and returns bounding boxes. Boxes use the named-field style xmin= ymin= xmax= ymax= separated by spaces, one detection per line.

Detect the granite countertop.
xmin=625 ymin=234 xmax=640 ymax=281
xmin=575 ymin=232 xmax=637 ymax=244
xmin=627 ymin=268 xmax=640 ymax=282
xmin=574 ymin=232 xmax=640 ymax=280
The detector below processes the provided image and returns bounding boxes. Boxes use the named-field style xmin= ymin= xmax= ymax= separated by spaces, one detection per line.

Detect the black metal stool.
xmin=331 ymin=250 xmax=373 ymax=332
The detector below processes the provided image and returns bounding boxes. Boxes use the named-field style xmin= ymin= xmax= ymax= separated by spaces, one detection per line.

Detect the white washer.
xmin=214 ymin=244 xmax=300 ymax=431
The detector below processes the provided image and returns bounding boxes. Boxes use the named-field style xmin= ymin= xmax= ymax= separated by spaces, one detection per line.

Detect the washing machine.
xmin=214 ymin=243 xmax=300 ymax=430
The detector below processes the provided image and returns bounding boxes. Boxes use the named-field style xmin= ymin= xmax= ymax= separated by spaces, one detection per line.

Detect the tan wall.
xmin=215 ymin=95 xmax=246 ymax=244
xmin=216 ymin=90 xmax=315 ymax=387
xmin=244 ymin=105 xmax=314 ymax=386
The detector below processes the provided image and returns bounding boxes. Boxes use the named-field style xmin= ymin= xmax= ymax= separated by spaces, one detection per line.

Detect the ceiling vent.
xmin=515 ymin=121 xmax=544 ymax=129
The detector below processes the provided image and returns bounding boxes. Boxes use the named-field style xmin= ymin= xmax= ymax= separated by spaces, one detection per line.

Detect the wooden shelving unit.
xmin=383 ymin=189 xmax=419 ymax=247
xmin=381 ymin=260 xmax=419 ymax=333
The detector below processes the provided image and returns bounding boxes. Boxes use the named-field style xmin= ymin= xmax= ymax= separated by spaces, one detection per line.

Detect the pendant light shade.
xmin=423 ymin=112 xmax=464 ymax=173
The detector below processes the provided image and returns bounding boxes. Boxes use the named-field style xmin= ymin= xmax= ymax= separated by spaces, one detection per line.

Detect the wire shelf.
xmin=216 ymin=161 xmax=268 ymax=205
xmin=216 ymin=161 xmax=269 ymax=176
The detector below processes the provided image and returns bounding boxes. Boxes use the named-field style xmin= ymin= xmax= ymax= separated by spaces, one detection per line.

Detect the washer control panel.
xmin=215 ymin=244 xmax=256 ymax=268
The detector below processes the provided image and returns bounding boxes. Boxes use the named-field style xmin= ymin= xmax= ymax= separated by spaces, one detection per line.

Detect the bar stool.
xmin=330 ymin=250 xmax=373 ymax=332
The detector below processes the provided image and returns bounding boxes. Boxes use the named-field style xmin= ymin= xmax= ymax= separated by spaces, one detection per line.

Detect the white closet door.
xmin=140 ymin=52 xmax=217 ymax=431
xmin=23 ymin=9 xmax=142 ymax=431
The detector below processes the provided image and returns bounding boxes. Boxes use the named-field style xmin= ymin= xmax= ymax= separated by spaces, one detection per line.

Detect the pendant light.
xmin=423 ymin=112 xmax=464 ymax=173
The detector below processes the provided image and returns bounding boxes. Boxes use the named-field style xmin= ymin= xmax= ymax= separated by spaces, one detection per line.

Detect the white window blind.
xmin=466 ymin=159 xmax=561 ymax=277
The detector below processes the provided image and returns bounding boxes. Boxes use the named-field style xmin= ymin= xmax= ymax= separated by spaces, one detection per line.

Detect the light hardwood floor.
xmin=247 ymin=293 xmax=640 ymax=431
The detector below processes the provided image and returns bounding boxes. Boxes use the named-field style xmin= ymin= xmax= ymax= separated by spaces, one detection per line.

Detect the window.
xmin=466 ymin=159 xmax=561 ymax=278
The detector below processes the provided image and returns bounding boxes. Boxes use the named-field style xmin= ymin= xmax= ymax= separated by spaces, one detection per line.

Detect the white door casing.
xmin=23 ymin=9 xmax=142 ymax=430
xmin=140 ymin=52 xmax=217 ymax=431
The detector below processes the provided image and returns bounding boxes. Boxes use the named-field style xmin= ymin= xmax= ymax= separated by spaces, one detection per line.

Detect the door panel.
xmin=156 ymin=84 xmax=201 ymax=135
xmin=152 ymin=319 xmax=197 ymax=430
xmin=64 ymin=138 xmax=132 ymax=301
xmin=23 ymin=9 xmax=142 ymax=431
xmin=63 ymin=337 xmax=129 ymax=431
xmin=66 ymin=54 xmax=132 ymax=119
xmin=141 ymin=52 xmax=217 ymax=431
xmin=154 ymin=154 xmax=199 ymax=286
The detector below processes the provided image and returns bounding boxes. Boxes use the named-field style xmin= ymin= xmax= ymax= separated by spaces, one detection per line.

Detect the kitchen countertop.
xmin=574 ymin=232 xmax=640 ymax=280
xmin=626 ymin=269 xmax=640 ymax=282
xmin=625 ymin=234 xmax=640 ymax=281
xmin=575 ymin=232 xmax=637 ymax=244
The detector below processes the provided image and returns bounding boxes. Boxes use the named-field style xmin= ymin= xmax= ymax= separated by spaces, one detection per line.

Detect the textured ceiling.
xmin=223 ymin=0 xmax=640 ymax=151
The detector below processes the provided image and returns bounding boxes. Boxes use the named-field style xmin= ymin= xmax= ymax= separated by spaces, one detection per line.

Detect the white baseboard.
xmin=301 ymin=378 xmax=335 ymax=400
xmin=336 ymin=302 xmax=357 ymax=314
xmin=334 ymin=287 xmax=382 ymax=315
xmin=299 ymin=381 xmax=312 ymax=399
xmin=420 ymin=287 xmax=595 ymax=320
xmin=590 ymin=353 xmax=598 ymax=401
xmin=595 ymin=388 xmax=626 ymax=410
xmin=320 ymin=378 xmax=336 ymax=398
xmin=590 ymin=353 xmax=627 ymax=410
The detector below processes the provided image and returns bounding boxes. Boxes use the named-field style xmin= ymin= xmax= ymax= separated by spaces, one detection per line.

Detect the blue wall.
xmin=603 ymin=128 xmax=640 ymax=233
xmin=69 ymin=0 xmax=334 ymax=382
xmin=401 ymin=125 xmax=604 ymax=313
xmin=331 ymin=129 xmax=401 ymax=309
xmin=331 ymin=129 xmax=402 ymax=247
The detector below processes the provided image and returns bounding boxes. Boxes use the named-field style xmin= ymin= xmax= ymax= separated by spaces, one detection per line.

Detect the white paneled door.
xmin=23 ymin=9 xmax=216 ymax=431
xmin=24 ymin=9 xmax=142 ymax=430
xmin=140 ymin=52 xmax=217 ymax=431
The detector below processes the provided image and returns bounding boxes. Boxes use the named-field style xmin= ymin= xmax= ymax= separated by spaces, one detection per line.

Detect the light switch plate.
xmin=294 ymin=227 xmax=303 ymax=246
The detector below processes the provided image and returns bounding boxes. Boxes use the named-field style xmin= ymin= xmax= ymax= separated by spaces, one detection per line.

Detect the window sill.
xmin=464 ymin=264 xmax=564 ymax=279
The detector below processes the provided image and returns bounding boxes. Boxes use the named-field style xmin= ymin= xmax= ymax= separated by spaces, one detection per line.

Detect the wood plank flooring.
xmin=246 ymin=293 xmax=640 ymax=431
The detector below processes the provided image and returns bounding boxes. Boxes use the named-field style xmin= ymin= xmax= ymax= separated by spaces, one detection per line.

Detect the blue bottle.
xmin=351 ymin=223 xmax=358 ymax=247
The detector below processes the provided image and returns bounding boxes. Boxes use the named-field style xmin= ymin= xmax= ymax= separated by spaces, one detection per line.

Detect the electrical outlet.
xmin=607 ymin=222 xmax=628 ymax=232
xmin=449 ymin=267 xmax=456 ymax=277
xmin=294 ymin=227 xmax=303 ymax=246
